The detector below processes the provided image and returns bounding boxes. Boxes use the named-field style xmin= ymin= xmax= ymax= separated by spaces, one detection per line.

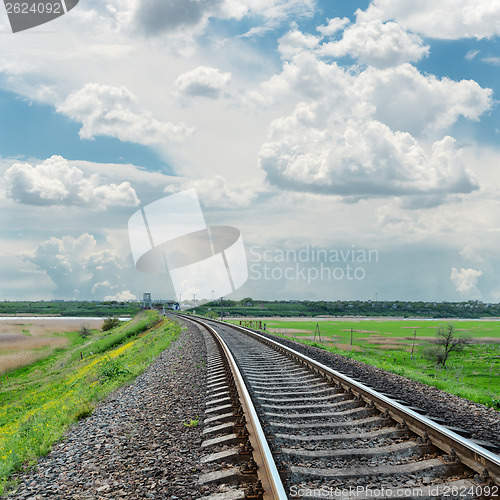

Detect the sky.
xmin=1 ymin=0 xmax=500 ymax=303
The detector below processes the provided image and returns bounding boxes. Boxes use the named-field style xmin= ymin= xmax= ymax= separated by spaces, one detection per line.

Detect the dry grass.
xmin=0 ymin=351 xmax=50 ymax=374
xmin=0 ymin=319 xmax=103 ymax=337
xmin=0 ymin=319 xmax=102 ymax=374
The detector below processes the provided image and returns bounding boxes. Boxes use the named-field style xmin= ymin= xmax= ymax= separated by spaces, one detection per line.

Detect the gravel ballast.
xmin=5 ymin=320 xmax=207 ymax=499
xmin=255 ymin=330 xmax=500 ymax=451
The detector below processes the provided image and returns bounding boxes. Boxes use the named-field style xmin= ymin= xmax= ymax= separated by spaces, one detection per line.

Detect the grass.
xmin=0 ymin=319 xmax=105 ymax=374
xmin=228 ymin=317 xmax=500 ymax=410
xmin=0 ymin=311 xmax=180 ymax=495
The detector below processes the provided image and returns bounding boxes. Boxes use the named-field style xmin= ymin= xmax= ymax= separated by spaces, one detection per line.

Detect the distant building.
xmin=143 ymin=293 xmax=152 ymax=309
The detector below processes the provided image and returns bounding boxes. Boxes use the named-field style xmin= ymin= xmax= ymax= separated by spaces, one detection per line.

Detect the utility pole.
xmin=220 ymin=296 xmax=223 ymax=321
xmin=193 ymin=294 xmax=196 ymax=315
xmin=350 ymin=328 xmax=353 ymax=346
xmin=314 ymin=323 xmax=321 ymax=343
xmin=411 ymin=329 xmax=417 ymax=358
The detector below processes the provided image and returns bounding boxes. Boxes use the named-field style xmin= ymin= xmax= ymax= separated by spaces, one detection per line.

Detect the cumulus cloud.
xmin=5 ymin=155 xmax=140 ymax=209
xmin=251 ymin=47 xmax=492 ymax=203
xmin=362 ymin=0 xmax=500 ymax=40
xmin=260 ymin=110 xmax=478 ymax=198
xmin=175 ymin=66 xmax=231 ymax=99
xmin=23 ymin=233 xmax=129 ymax=299
xmin=22 ymin=233 xmax=131 ymax=300
xmin=317 ymin=17 xmax=350 ymax=37
xmin=357 ymin=64 xmax=493 ymax=136
xmin=104 ymin=290 xmax=138 ymax=301
xmin=450 ymin=267 xmax=483 ymax=294
xmin=248 ymin=52 xmax=351 ymax=107
xmin=57 ymin=83 xmax=194 ymax=145
xmin=250 ymin=52 xmax=492 ymax=137
xmin=278 ymin=27 xmax=320 ymax=59
xmin=321 ymin=20 xmax=429 ymax=67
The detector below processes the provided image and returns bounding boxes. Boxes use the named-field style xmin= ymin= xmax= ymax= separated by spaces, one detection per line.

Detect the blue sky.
xmin=1 ymin=0 xmax=500 ymax=303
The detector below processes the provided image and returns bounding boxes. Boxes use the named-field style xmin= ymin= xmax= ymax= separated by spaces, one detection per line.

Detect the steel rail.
xmin=181 ymin=314 xmax=288 ymax=500
xmin=191 ymin=314 xmax=500 ymax=489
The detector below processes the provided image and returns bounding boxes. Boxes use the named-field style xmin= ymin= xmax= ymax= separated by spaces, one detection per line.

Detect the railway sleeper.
xmin=249 ymin=381 xmax=332 ymax=390
xmin=290 ymin=479 xmax=477 ymax=500
xmin=258 ymin=400 xmax=363 ymax=412
xmin=245 ymin=374 xmax=318 ymax=382
xmin=255 ymin=393 xmax=346 ymax=404
xmin=281 ymin=441 xmax=433 ymax=460
xmin=267 ymin=415 xmax=389 ymax=431
xmin=263 ymin=406 xmax=377 ymax=420
xmin=288 ymin=457 xmax=466 ymax=482
xmin=251 ymin=387 xmax=343 ymax=398
xmin=274 ymin=426 xmax=407 ymax=443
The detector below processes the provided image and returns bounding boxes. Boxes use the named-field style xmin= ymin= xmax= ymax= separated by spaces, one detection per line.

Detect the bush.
xmin=79 ymin=325 xmax=91 ymax=338
xmin=99 ymin=357 xmax=131 ymax=380
xmin=102 ymin=317 xmax=121 ymax=331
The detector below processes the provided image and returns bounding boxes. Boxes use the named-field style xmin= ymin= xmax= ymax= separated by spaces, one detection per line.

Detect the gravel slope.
xmin=5 ymin=321 xmax=207 ymax=499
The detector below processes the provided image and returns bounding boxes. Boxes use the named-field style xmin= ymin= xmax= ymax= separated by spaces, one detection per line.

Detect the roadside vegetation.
xmin=227 ymin=317 xmax=500 ymax=410
xmin=0 ymin=311 xmax=180 ymax=494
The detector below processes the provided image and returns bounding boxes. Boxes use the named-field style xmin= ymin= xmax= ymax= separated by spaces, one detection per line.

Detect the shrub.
xmin=99 ymin=357 xmax=131 ymax=380
xmin=79 ymin=325 xmax=91 ymax=338
xmin=102 ymin=317 xmax=121 ymax=331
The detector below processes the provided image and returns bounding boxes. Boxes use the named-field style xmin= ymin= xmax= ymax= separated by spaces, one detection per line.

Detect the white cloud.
xmin=260 ymin=111 xmax=478 ymax=198
xmin=5 ymin=155 xmax=140 ymax=209
xmin=278 ymin=27 xmax=321 ymax=59
xmin=222 ymin=0 xmax=316 ymax=25
xmin=465 ymin=49 xmax=480 ymax=60
xmin=321 ymin=20 xmax=429 ymax=67
xmin=450 ymin=267 xmax=483 ymax=294
xmin=460 ymin=246 xmax=484 ymax=262
xmin=249 ymin=51 xmax=492 ymax=138
xmin=23 ymin=233 xmax=129 ymax=299
xmin=317 ymin=17 xmax=350 ymax=37
xmin=248 ymin=52 xmax=351 ymax=107
xmin=57 ymin=83 xmax=194 ymax=145
xmin=362 ymin=0 xmax=500 ymax=40
xmin=104 ymin=290 xmax=138 ymax=301
xmin=356 ymin=64 xmax=493 ymax=136
xmin=482 ymin=56 xmax=500 ymax=66
xmin=175 ymin=66 xmax=231 ymax=99
xmin=251 ymin=51 xmax=491 ymax=202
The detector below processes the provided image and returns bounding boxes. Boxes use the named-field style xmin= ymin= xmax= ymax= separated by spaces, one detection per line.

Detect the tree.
xmin=425 ymin=323 xmax=471 ymax=367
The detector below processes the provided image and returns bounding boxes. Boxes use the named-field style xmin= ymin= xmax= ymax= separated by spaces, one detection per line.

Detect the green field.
xmin=0 ymin=311 xmax=181 ymax=494
xmin=229 ymin=317 xmax=500 ymax=409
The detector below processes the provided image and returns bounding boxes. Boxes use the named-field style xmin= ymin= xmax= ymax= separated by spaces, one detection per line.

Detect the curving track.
xmin=179 ymin=315 xmax=500 ymax=500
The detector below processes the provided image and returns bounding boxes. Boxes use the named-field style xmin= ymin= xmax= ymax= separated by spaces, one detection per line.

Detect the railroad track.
xmin=177 ymin=314 xmax=500 ymax=500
